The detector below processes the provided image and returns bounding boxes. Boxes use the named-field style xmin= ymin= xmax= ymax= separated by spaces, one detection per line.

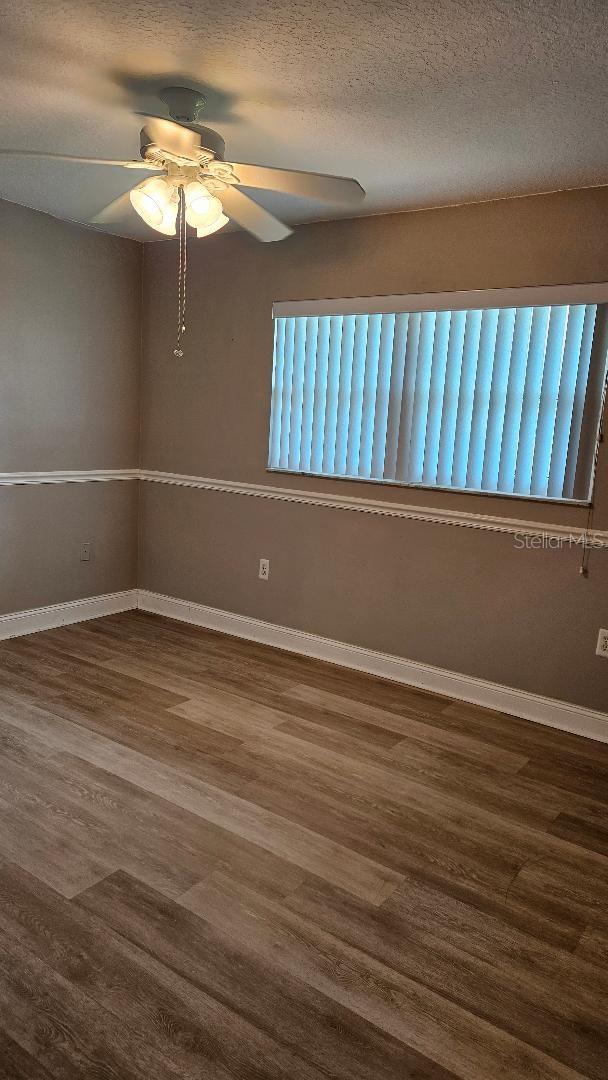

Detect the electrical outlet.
xmin=259 ymin=558 xmax=270 ymax=581
xmin=596 ymin=628 xmax=608 ymax=658
xmin=80 ymin=541 xmax=92 ymax=563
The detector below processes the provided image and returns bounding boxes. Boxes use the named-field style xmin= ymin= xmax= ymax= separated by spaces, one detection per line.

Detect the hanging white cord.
xmin=174 ymin=187 xmax=188 ymax=357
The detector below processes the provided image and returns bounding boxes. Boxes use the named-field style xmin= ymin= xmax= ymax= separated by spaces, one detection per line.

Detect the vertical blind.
xmin=268 ymin=299 xmax=608 ymax=501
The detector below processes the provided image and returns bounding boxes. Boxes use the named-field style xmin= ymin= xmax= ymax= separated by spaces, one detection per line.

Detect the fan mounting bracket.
xmin=159 ymin=86 xmax=207 ymax=125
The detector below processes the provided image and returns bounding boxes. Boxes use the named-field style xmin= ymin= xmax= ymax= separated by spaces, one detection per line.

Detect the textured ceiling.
xmin=0 ymin=0 xmax=607 ymax=241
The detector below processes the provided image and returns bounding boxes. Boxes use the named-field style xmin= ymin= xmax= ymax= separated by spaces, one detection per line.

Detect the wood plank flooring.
xmin=0 ymin=611 xmax=607 ymax=1078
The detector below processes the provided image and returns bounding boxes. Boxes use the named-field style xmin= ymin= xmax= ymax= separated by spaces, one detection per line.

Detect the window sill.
xmin=266 ymin=467 xmax=591 ymax=509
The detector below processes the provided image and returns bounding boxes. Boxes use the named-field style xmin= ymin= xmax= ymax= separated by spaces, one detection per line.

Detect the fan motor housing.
xmin=140 ymin=124 xmax=226 ymax=163
xmin=193 ymin=125 xmax=226 ymax=160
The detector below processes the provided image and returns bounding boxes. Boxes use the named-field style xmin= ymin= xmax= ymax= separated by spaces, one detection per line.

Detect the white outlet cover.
xmin=596 ymin=628 xmax=608 ymax=658
xmin=259 ymin=558 xmax=270 ymax=580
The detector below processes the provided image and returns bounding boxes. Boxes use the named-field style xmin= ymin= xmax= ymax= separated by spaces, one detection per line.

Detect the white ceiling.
xmin=1 ymin=0 xmax=607 ymax=241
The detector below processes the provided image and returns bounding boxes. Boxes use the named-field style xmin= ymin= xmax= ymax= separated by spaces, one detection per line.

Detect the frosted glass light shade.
xmin=130 ymin=177 xmax=177 ymax=235
xmin=196 ymin=213 xmax=229 ymax=238
xmin=185 ymin=182 xmax=224 ymax=229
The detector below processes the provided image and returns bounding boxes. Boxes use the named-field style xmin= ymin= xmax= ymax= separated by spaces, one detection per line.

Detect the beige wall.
xmin=0 ymin=199 xmax=141 ymax=614
xmin=140 ymin=188 xmax=608 ymax=712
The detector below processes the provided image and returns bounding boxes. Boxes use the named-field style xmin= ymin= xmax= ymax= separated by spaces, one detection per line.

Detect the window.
xmin=268 ymin=286 xmax=608 ymax=502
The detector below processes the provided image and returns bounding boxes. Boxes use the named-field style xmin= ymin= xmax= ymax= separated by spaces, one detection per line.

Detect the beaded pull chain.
xmin=174 ymin=186 xmax=188 ymax=358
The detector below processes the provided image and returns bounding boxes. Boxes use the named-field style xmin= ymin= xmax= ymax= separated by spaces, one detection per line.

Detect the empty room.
xmin=1 ymin=1 xmax=608 ymax=1077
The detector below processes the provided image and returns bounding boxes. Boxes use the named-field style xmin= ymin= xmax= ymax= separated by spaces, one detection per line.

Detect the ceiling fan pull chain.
xmin=174 ymin=186 xmax=187 ymax=357
xmin=182 ymin=190 xmax=188 ymax=336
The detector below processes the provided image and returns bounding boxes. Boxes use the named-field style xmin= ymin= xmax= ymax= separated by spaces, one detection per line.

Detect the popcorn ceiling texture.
xmin=0 ymin=0 xmax=607 ymax=238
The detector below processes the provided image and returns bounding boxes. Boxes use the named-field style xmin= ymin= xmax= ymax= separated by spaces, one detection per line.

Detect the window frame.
xmin=268 ymin=282 xmax=608 ymax=507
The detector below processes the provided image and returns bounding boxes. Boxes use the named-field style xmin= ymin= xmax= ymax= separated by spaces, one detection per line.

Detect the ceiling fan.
xmin=0 ymin=86 xmax=366 ymax=243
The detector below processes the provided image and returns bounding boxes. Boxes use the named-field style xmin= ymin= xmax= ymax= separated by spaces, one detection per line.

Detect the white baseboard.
xmin=2 ymin=587 xmax=605 ymax=744
xmin=138 ymin=589 xmax=608 ymax=744
xmin=0 ymin=590 xmax=138 ymax=641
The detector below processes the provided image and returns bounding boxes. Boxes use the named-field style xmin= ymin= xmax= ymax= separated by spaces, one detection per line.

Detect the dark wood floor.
xmin=0 ymin=612 xmax=607 ymax=1078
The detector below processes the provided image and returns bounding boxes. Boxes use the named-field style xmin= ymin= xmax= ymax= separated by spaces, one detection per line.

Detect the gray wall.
xmin=1 ymin=482 xmax=138 ymax=613
xmin=140 ymin=188 xmax=608 ymax=712
xmin=0 ymin=200 xmax=140 ymax=614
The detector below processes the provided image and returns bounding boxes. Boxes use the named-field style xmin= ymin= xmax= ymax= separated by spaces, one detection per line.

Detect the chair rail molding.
xmin=2 ymin=468 xmax=605 ymax=546
xmin=0 ymin=469 xmax=139 ymax=485
xmin=140 ymin=470 xmax=608 ymax=546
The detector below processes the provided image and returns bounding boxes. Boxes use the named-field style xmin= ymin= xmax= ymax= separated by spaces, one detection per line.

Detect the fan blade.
xmin=228 ymin=162 xmax=365 ymax=204
xmin=139 ymin=117 xmax=201 ymax=160
xmin=90 ymin=192 xmax=134 ymax=225
xmin=219 ymin=187 xmax=292 ymax=243
xmin=0 ymin=149 xmax=160 ymax=170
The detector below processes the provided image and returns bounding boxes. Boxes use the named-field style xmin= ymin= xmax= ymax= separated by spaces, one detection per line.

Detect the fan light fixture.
xmin=130 ymin=176 xmax=178 ymax=235
xmin=0 ymin=86 xmax=365 ymax=358
xmin=129 ymin=177 xmax=228 ymax=239
xmin=197 ymin=213 xmax=229 ymax=238
xmin=130 ymin=174 xmax=229 ymax=356
xmin=184 ymin=182 xmax=224 ymax=229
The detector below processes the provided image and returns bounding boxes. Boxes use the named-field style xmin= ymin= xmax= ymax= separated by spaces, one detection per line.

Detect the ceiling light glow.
xmin=130 ymin=177 xmax=178 ymax=235
xmin=184 ymin=182 xmax=224 ymax=229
